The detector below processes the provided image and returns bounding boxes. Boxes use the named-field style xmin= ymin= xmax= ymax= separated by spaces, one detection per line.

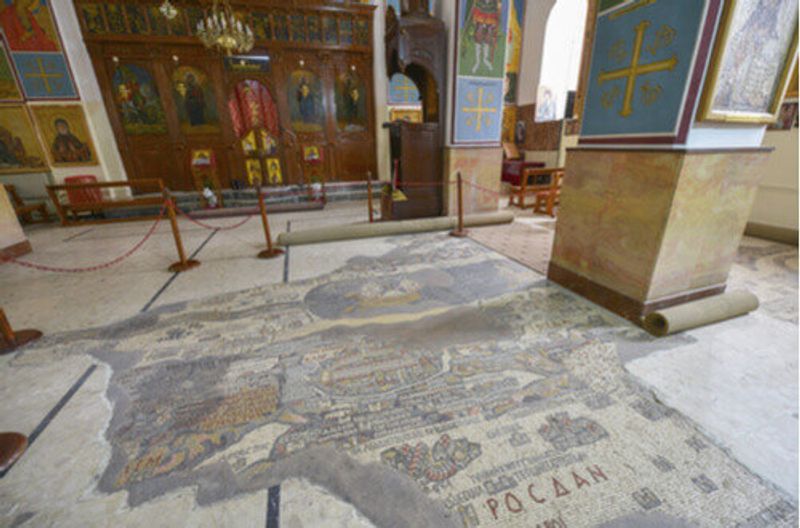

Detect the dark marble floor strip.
xmin=140 ymin=229 xmax=217 ymax=313
xmin=266 ymin=484 xmax=280 ymax=528
xmin=282 ymin=221 xmax=291 ymax=284
xmin=62 ymin=228 xmax=94 ymax=242
xmin=1 ymin=364 xmax=97 ymax=478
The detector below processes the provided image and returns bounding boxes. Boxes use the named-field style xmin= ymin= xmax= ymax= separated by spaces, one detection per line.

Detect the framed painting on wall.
xmin=0 ymin=104 xmax=47 ymax=174
xmin=697 ymin=0 xmax=799 ymax=124
xmin=30 ymin=104 xmax=97 ymax=166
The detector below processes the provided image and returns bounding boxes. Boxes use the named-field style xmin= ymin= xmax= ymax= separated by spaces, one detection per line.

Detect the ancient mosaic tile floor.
xmin=0 ymin=233 xmax=796 ymax=527
xmin=469 ymin=222 xmax=554 ymax=275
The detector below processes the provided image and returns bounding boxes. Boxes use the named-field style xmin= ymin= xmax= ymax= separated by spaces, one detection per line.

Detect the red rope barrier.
xmin=0 ymin=204 xmax=167 ymax=273
xmin=463 ymin=180 xmax=505 ymax=198
xmin=174 ymin=205 xmax=254 ymax=231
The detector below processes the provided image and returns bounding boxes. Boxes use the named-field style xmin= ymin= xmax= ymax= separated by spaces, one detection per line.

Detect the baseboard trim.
xmin=744 ymin=222 xmax=798 ymax=246
xmin=0 ymin=240 xmax=32 ymax=262
xmin=547 ymin=262 xmax=725 ymax=324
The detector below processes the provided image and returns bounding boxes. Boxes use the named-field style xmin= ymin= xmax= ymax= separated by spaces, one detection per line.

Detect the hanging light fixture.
xmin=195 ymin=0 xmax=254 ymax=55
xmin=159 ymin=0 xmax=178 ymax=21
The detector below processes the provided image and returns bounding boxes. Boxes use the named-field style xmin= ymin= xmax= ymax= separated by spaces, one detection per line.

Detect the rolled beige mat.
xmin=643 ymin=290 xmax=759 ymax=337
xmin=277 ymin=211 xmax=514 ymax=246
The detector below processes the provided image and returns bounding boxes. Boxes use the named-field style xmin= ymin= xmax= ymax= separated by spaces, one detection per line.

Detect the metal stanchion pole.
xmin=163 ymin=189 xmax=200 ymax=272
xmin=450 ymin=172 xmax=468 ymax=237
xmin=257 ymin=184 xmax=284 ymax=259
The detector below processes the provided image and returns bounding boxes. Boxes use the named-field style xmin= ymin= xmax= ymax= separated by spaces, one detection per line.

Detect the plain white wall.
xmin=517 ymin=0 xmax=556 ymax=106
xmin=749 ymin=127 xmax=799 ymax=230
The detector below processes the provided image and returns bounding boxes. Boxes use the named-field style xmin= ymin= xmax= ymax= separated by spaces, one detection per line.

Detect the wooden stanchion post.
xmin=163 ymin=189 xmax=200 ymax=272
xmin=366 ymin=171 xmax=374 ymax=223
xmin=257 ymin=184 xmax=284 ymax=259
xmin=0 ymin=308 xmax=42 ymax=355
xmin=450 ymin=172 xmax=468 ymax=237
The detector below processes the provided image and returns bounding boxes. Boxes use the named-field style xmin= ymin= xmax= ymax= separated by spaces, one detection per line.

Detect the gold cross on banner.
xmin=394 ymin=76 xmax=416 ymax=102
xmin=463 ymin=87 xmax=496 ymax=132
xmin=598 ymin=20 xmax=677 ymax=117
xmin=24 ymin=57 xmax=63 ymax=94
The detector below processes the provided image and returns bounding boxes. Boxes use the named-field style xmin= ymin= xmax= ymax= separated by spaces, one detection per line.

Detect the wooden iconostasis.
xmin=76 ymin=0 xmax=376 ymax=192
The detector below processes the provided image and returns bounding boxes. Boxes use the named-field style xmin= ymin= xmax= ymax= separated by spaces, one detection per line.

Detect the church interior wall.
xmin=748 ymin=126 xmax=799 ymax=235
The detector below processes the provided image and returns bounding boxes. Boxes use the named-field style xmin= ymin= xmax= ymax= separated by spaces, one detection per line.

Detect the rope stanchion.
xmin=163 ymin=189 xmax=200 ymax=273
xmin=0 ymin=205 xmax=166 ymax=273
xmin=449 ymin=172 xmax=468 ymax=238
xmin=256 ymin=184 xmax=284 ymax=259
xmin=0 ymin=308 xmax=42 ymax=355
xmin=366 ymin=171 xmax=374 ymax=223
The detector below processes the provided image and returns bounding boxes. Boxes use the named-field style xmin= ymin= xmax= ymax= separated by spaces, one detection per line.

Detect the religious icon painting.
xmin=0 ymin=0 xmax=61 ymax=52
xmin=0 ymin=39 xmax=22 ymax=102
xmin=241 ymin=130 xmax=257 ymax=154
xmin=228 ymin=79 xmax=279 ymax=137
xmin=124 ymin=4 xmax=148 ymax=35
xmin=266 ymin=158 xmax=282 ymax=185
xmin=103 ymin=3 xmax=127 ymax=34
xmin=581 ymin=0 xmax=719 ymax=144
xmin=171 ymin=65 xmax=220 ymax=135
xmin=112 ymin=63 xmax=168 ymax=135
xmin=453 ymin=77 xmax=504 ymax=144
xmin=245 ymin=158 xmax=262 ymax=185
xmin=698 ymin=0 xmax=799 ymax=124
xmin=457 ymin=0 xmax=510 ymax=80
xmin=11 ymin=52 xmax=76 ymax=99
xmin=335 ymin=71 xmax=367 ymax=131
xmin=260 ymin=130 xmax=277 ymax=155
xmin=288 ymin=70 xmax=324 ymax=133
xmin=79 ymin=3 xmax=106 ymax=34
xmin=30 ymin=104 xmax=97 ymax=167
xmin=0 ymin=104 xmax=46 ymax=174
xmin=303 ymin=145 xmax=322 ymax=162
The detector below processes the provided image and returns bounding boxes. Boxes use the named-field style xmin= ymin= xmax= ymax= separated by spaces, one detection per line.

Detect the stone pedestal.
xmin=548 ymin=147 xmax=771 ymax=322
xmin=443 ymin=147 xmax=502 ymax=216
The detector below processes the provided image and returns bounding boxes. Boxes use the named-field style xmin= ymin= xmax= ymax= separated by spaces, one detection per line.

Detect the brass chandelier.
xmin=195 ymin=0 xmax=255 ymax=55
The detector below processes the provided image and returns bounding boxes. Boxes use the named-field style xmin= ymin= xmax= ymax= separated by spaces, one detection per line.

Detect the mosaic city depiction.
xmin=1 ymin=233 xmax=796 ymax=527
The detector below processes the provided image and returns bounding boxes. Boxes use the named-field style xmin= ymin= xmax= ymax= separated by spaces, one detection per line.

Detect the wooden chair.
xmin=4 ymin=184 xmax=51 ymax=224
xmin=534 ymin=169 xmax=564 ymax=217
xmin=508 ymin=167 xmax=563 ymax=209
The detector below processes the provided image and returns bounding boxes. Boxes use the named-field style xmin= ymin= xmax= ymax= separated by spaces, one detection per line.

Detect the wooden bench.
xmin=46 ymin=179 xmax=165 ymax=226
xmin=4 ymin=184 xmax=51 ymax=224
xmin=533 ymin=169 xmax=564 ymax=217
xmin=508 ymin=167 xmax=564 ymax=209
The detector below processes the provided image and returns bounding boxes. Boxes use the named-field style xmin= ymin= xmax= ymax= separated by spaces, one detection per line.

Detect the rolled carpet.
xmin=643 ymin=290 xmax=759 ymax=337
xmin=277 ymin=212 xmax=514 ymax=246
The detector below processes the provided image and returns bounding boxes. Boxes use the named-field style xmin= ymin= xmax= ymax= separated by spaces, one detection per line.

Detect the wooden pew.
xmin=508 ymin=167 xmax=563 ymax=209
xmin=46 ymin=179 xmax=165 ymax=226
xmin=4 ymin=184 xmax=51 ymax=224
xmin=534 ymin=169 xmax=564 ymax=217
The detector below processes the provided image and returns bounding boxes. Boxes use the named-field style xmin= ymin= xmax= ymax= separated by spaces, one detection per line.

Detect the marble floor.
xmin=0 ymin=201 xmax=796 ymax=527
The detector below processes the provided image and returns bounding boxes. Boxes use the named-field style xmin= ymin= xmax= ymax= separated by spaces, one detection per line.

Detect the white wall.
xmin=749 ymin=127 xmax=799 ymax=231
xmin=536 ymin=0 xmax=587 ymax=118
xmin=50 ymin=1 xmax=127 ymax=186
xmin=517 ymin=0 xmax=556 ymax=106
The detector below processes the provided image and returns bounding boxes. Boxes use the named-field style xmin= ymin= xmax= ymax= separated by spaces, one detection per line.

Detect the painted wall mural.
xmin=1 ymin=0 xmax=77 ymax=100
xmin=581 ymin=0 xmax=716 ymax=143
xmin=0 ymin=104 xmax=46 ymax=174
xmin=288 ymin=69 xmax=324 ymax=133
xmin=388 ymin=73 xmax=420 ymax=105
xmin=453 ymin=0 xmax=510 ymax=145
xmin=335 ymin=71 xmax=367 ymax=131
xmin=0 ymin=38 xmax=22 ymax=101
xmin=171 ymin=65 xmax=220 ymax=135
xmin=503 ymin=0 xmax=525 ymax=104
xmin=698 ymin=0 xmax=798 ymax=123
xmin=112 ymin=63 xmax=167 ymax=135
xmin=30 ymin=104 xmax=96 ymax=166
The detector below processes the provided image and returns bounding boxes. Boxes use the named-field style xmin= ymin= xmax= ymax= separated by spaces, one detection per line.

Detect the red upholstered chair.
xmin=501 ymin=142 xmax=545 ymax=186
xmin=64 ymin=175 xmax=103 ymax=206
